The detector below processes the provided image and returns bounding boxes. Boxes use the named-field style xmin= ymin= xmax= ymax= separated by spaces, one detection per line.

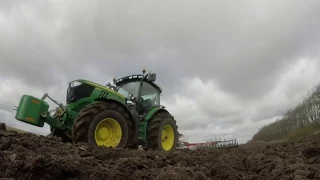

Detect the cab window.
xmin=139 ymin=82 xmax=160 ymax=113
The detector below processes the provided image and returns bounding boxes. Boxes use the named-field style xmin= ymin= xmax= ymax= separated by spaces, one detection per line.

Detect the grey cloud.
xmin=1 ymin=0 xmax=320 ymax=98
xmin=1 ymin=0 xmax=320 ymax=143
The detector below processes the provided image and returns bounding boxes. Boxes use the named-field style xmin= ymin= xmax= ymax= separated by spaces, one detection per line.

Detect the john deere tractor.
xmin=14 ymin=69 xmax=178 ymax=151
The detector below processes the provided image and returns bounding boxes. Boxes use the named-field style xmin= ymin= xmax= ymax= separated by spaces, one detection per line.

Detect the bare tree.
xmin=251 ymin=82 xmax=320 ymax=142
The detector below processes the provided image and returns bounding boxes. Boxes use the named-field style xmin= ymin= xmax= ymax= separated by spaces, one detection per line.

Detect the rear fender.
xmin=144 ymin=107 xmax=170 ymax=122
xmin=138 ymin=107 xmax=170 ymax=144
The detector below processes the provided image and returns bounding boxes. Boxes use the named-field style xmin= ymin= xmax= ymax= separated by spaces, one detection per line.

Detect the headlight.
xmin=70 ymin=81 xmax=82 ymax=87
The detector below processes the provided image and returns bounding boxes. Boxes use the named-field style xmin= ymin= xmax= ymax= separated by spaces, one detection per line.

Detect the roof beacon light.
xmin=142 ymin=68 xmax=146 ymax=74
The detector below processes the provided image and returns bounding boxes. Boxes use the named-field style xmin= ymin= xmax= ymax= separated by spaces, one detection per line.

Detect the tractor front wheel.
xmin=72 ymin=102 xmax=131 ymax=148
xmin=145 ymin=112 xmax=178 ymax=151
xmin=49 ymin=127 xmax=72 ymax=143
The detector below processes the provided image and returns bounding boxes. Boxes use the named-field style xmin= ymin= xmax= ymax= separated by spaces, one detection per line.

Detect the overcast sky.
xmin=1 ymin=0 xmax=320 ymax=144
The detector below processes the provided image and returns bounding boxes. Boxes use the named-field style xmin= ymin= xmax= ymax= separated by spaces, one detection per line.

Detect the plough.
xmin=178 ymin=138 xmax=238 ymax=150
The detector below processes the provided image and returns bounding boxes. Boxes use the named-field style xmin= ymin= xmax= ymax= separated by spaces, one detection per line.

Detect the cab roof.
xmin=114 ymin=74 xmax=162 ymax=93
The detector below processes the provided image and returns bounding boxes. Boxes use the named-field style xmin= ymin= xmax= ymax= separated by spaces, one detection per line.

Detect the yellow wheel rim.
xmin=161 ymin=124 xmax=175 ymax=151
xmin=94 ymin=118 xmax=122 ymax=147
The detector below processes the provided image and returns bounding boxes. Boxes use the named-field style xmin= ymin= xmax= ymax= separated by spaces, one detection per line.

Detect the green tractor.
xmin=14 ymin=69 xmax=179 ymax=151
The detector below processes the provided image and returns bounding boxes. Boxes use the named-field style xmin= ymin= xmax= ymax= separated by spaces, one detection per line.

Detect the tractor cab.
xmin=113 ymin=69 xmax=161 ymax=115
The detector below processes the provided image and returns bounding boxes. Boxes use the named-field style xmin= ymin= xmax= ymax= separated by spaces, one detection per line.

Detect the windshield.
xmin=117 ymin=81 xmax=140 ymax=98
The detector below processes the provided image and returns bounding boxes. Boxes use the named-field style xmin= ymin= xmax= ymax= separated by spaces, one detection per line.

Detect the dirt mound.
xmin=0 ymin=122 xmax=6 ymax=130
xmin=1 ymin=129 xmax=320 ymax=180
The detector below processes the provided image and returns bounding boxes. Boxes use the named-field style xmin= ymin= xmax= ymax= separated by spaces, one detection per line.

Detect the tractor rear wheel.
xmin=71 ymin=102 xmax=132 ymax=148
xmin=145 ymin=112 xmax=178 ymax=151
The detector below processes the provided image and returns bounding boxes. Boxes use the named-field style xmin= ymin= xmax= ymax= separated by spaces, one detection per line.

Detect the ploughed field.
xmin=1 ymin=123 xmax=320 ymax=180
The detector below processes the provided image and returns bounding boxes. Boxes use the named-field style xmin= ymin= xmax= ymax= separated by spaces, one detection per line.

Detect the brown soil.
xmin=1 ymin=125 xmax=320 ymax=180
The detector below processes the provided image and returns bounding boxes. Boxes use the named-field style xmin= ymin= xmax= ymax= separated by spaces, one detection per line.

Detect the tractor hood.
xmin=66 ymin=79 xmax=125 ymax=104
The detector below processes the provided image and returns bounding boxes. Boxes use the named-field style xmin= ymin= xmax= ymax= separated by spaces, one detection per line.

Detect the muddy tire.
xmin=71 ymin=102 xmax=132 ymax=148
xmin=145 ymin=112 xmax=178 ymax=151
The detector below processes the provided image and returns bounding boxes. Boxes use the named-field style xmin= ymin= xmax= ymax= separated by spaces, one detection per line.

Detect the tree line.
xmin=251 ymin=83 xmax=320 ymax=142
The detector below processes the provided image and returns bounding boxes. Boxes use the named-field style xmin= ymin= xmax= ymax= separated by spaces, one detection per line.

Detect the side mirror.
xmin=147 ymin=73 xmax=156 ymax=82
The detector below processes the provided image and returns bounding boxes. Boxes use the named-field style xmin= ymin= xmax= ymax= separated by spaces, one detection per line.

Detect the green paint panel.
xmin=139 ymin=122 xmax=147 ymax=141
xmin=66 ymin=97 xmax=95 ymax=112
xmin=45 ymin=115 xmax=65 ymax=129
xmin=81 ymin=80 xmax=126 ymax=98
xmin=143 ymin=107 xmax=168 ymax=122
xmin=105 ymin=92 xmax=126 ymax=104
xmin=64 ymin=109 xmax=80 ymax=130
xmin=63 ymin=98 xmax=96 ymax=130
xmin=91 ymin=88 xmax=126 ymax=104
xmin=15 ymin=95 xmax=49 ymax=127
